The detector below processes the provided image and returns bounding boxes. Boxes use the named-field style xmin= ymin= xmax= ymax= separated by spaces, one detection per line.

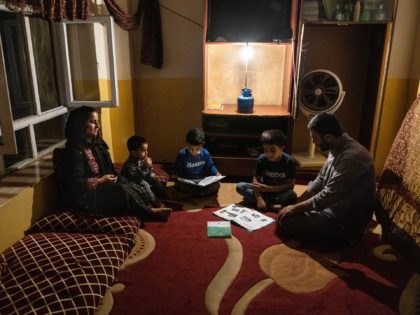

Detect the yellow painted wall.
xmin=0 ymin=174 xmax=59 ymax=252
xmin=108 ymin=80 xmax=136 ymax=163
xmin=375 ymin=0 xmax=420 ymax=174
xmin=136 ymin=78 xmax=202 ymax=162
xmin=100 ymin=1 xmax=136 ymax=163
xmin=130 ymin=0 xmax=204 ymax=162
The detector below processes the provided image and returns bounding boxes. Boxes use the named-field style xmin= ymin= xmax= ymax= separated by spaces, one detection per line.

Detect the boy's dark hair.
xmin=260 ymin=129 xmax=287 ymax=146
xmin=307 ymin=113 xmax=343 ymax=137
xmin=127 ymin=135 xmax=147 ymax=152
xmin=186 ymin=127 xmax=205 ymax=145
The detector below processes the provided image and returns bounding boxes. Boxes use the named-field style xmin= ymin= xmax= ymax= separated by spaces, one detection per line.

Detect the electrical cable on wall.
xmin=159 ymin=2 xmax=203 ymax=28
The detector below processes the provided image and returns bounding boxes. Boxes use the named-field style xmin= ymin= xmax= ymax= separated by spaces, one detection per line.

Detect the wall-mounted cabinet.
xmin=202 ymin=0 xmax=297 ymax=176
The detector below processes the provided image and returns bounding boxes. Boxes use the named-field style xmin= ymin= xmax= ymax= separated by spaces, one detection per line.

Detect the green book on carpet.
xmin=207 ymin=221 xmax=231 ymax=238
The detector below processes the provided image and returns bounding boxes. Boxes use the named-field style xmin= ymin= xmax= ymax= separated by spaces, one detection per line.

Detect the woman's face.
xmin=85 ymin=111 xmax=100 ymax=138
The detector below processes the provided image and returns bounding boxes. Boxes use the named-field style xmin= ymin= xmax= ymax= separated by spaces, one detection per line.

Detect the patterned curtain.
xmin=4 ymin=0 xmax=163 ymax=68
xmin=4 ymin=0 xmax=91 ymax=20
xmin=375 ymin=95 xmax=420 ymax=272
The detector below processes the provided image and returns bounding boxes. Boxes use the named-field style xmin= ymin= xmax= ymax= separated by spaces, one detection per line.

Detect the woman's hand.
xmin=99 ymin=174 xmax=117 ymax=184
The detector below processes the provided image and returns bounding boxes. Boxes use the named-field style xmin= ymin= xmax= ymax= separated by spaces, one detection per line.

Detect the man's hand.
xmin=277 ymin=204 xmax=298 ymax=221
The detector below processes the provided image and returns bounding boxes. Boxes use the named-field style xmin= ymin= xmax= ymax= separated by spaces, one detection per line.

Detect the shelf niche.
xmin=204 ymin=43 xmax=293 ymax=116
xmin=202 ymin=0 xmax=296 ymax=176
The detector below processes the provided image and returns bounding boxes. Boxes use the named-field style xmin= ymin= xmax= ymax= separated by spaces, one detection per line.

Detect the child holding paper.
xmin=236 ymin=129 xmax=297 ymax=212
xmin=171 ymin=127 xmax=222 ymax=199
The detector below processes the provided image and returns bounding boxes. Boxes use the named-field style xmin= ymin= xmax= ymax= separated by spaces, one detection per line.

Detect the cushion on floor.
xmin=0 ymin=231 xmax=135 ymax=315
xmin=25 ymin=211 xmax=139 ymax=247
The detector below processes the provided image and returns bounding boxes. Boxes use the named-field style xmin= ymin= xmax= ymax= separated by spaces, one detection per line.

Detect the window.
xmin=60 ymin=16 xmax=118 ymax=107
xmin=0 ymin=9 xmax=118 ymax=174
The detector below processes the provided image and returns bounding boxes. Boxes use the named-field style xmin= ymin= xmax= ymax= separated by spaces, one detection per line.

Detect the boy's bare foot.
xmin=236 ymin=200 xmax=255 ymax=208
xmin=151 ymin=199 xmax=163 ymax=208
xmin=149 ymin=207 xmax=172 ymax=221
xmin=165 ymin=188 xmax=192 ymax=201
xmin=265 ymin=204 xmax=283 ymax=213
xmin=271 ymin=205 xmax=283 ymax=213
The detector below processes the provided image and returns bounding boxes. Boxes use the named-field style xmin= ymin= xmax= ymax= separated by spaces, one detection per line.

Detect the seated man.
xmin=277 ymin=113 xmax=376 ymax=246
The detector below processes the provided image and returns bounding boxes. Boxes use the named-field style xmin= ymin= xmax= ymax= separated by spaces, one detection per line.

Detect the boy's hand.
xmin=256 ymin=196 xmax=266 ymax=211
xmin=143 ymin=157 xmax=153 ymax=168
xmin=252 ymin=182 xmax=271 ymax=192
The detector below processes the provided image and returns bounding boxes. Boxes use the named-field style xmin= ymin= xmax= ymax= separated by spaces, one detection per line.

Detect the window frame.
xmin=0 ymin=9 xmax=119 ymax=174
xmin=0 ymin=36 xmax=17 ymax=156
xmin=59 ymin=16 xmax=119 ymax=108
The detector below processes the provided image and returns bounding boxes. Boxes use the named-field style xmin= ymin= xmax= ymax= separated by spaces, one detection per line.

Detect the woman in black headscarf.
xmin=63 ymin=106 xmax=171 ymax=220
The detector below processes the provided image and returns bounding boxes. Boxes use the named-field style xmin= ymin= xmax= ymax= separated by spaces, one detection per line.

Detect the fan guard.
xmin=296 ymin=69 xmax=345 ymax=160
xmin=299 ymin=69 xmax=345 ymax=117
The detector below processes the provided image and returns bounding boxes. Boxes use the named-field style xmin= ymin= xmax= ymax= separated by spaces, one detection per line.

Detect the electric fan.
xmin=295 ymin=69 xmax=345 ymax=165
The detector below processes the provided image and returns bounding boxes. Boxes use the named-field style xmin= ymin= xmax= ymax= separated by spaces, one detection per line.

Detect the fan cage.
xmin=298 ymin=69 xmax=345 ymax=117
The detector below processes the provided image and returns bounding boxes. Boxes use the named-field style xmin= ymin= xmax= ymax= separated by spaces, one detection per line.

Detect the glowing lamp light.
xmin=241 ymin=43 xmax=254 ymax=61
xmin=241 ymin=43 xmax=253 ymax=87
xmin=237 ymin=42 xmax=254 ymax=113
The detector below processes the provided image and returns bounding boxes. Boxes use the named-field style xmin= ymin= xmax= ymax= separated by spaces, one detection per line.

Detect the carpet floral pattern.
xmin=108 ymin=209 xmax=418 ymax=315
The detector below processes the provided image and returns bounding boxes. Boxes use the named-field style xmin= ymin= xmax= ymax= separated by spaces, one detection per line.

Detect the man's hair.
xmin=308 ymin=113 xmax=343 ymax=137
xmin=127 ymin=135 xmax=147 ymax=152
xmin=260 ymin=129 xmax=287 ymax=146
xmin=186 ymin=127 xmax=205 ymax=145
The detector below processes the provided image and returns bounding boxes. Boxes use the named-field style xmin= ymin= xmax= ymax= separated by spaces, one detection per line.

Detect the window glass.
xmin=30 ymin=18 xmax=60 ymax=112
xmin=60 ymin=16 xmax=118 ymax=107
xmin=0 ymin=11 xmax=35 ymax=119
xmin=34 ymin=114 xmax=67 ymax=152
xmin=66 ymin=23 xmax=104 ymax=101
xmin=3 ymin=128 xmax=32 ymax=168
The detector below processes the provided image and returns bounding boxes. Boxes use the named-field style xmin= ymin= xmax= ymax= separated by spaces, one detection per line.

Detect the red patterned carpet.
xmin=109 ymin=208 xmax=417 ymax=315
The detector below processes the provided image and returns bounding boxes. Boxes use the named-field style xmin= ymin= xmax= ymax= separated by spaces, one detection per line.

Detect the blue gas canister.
xmin=237 ymin=88 xmax=254 ymax=113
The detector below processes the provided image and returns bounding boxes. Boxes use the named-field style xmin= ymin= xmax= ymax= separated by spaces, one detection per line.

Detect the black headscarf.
xmin=65 ymin=106 xmax=96 ymax=142
xmin=65 ymin=106 xmax=115 ymax=175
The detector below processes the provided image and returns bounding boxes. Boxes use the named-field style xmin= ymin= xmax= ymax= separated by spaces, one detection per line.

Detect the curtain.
xmin=4 ymin=0 xmax=163 ymax=68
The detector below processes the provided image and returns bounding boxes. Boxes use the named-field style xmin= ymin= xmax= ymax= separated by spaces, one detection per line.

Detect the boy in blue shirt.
xmin=236 ymin=129 xmax=297 ymax=212
xmin=171 ymin=127 xmax=221 ymax=199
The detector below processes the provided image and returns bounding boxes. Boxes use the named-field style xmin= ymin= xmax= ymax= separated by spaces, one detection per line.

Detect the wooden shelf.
xmin=206 ymin=131 xmax=260 ymax=139
xmin=303 ymin=20 xmax=391 ymax=26
xmin=212 ymin=156 xmax=257 ymax=177
xmin=203 ymin=104 xmax=290 ymax=117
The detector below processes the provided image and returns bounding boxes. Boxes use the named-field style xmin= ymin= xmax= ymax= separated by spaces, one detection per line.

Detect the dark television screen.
xmin=206 ymin=0 xmax=292 ymax=43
